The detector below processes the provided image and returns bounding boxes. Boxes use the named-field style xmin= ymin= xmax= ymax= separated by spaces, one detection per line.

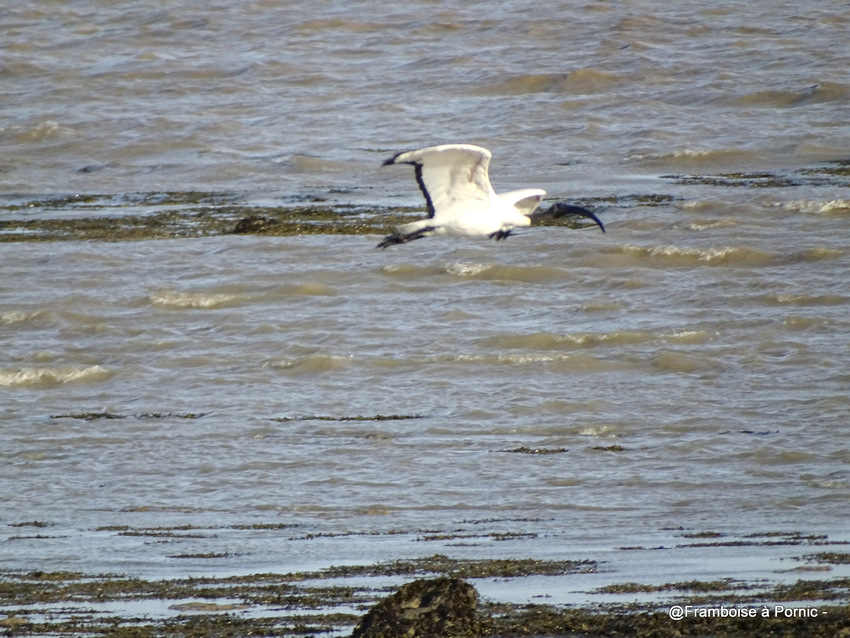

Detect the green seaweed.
xmin=661 ymin=160 xmax=850 ymax=189
xmin=799 ymin=552 xmax=850 ymax=565
xmin=50 ymin=412 xmax=207 ymax=421
xmin=2 ymin=159 xmax=847 ymax=243
xmin=0 ymin=198 xmax=421 ymax=243
xmin=502 ymin=447 xmax=569 ymax=454
xmin=270 ymin=414 xmax=423 ymax=422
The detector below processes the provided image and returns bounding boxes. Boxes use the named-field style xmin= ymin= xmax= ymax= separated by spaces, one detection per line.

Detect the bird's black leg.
xmin=488 ymin=229 xmax=513 ymax=241
xmin=376 ymin=226 xmax=436 ymax=249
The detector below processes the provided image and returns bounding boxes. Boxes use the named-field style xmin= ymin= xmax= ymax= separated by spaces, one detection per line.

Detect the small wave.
xmin=444 ymin=262 xmax=491 ymax=277
xmin=580 ymin=299 xmax=623 ymax=312
xmin=372 ymin=351 xmax=617 ymax=370
xmin=749 ymin=449 xmax=815 ymax=466
xmin=804 ymin=476 xmax=850 ymax=490
xmin=489 ymin=352 xmax=619 ymax=370
xmin=480 ymin=331 xmax=652 ymax=351
xmin=561 ymin=68 xmax=624 ymax=92
xmin=628 ymin=148 xmax=762 ymax=166
xmin=733 ymin=88 xmax=814 ymax=108
xmin=414 ymin=352 xmax=571 ymax=365
xmin=381 ymin=262 xmax=566 ymax=282
xmin=149 ymin=290 xmax=239 ymax=309
xmin=294 ymin=18 xmax=387 ymax=35
xmin=764 ymin=292 xmax=847 ymax=307
xmin=265 ymin=354 xmax=348 ymax=375
xmin=670 ymin=148 xmax=727 ymax=160
xmin=782 ymin=199 xmax=850 ymax=216
xmin=284 ymin=282 xmax=337 ymax=296
xmin=661 ymin=330 xmax=715 ymax=344
xmin=651 ymin=350 xmax=723 ymax=375
xmin=783 ymin=316 xmax=832 ymax=331
xmin=621 ymin=243 xmax=774 ymax=266
xmin=476 ymin=69 xmax=623 ymax=96
xmin=735 ymin=82 xmax=850 ymax=107
xmin=794 ymin=247 xmax=844 ymax=262
xmin=808 ymin=81 xmax=850 ymax=104
xmin=445 ymin=262 xmax=567 ymax=282
xmin=578 ymin=425 xmax=619 ymax=438
xmin=1 ymin=310 xmax=43 ymax=325
xmin=0 ymin=365 xmax=111 ymax=388
xmin=379 ymin=263 xmax=444 ymax=278
xmin=686 ymin=218 xmax=739 ymax=231
xmin=480 ymin=329 xmax=713 ymax=351
xmin=9 ymin=119 xmax=77 ymax=143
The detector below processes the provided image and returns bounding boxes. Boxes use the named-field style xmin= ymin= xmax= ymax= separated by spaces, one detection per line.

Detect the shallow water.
xmin=3 ymin=0 xmax=850 ymax=199
xmin=2 ymin=0 xmax=850 ymax=606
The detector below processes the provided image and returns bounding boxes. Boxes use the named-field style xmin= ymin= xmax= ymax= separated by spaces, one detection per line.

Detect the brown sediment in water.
xmin=0 ymin=197 xmax=607 ymax=243
xmin=0 ymin=189 xmax=671 ymax=243
xmin=1 ymin=161 xmax=848 ymax=243
xmin=0 ymin=203 xmax=410 ymax=242
xmin=2 ymin=550 xmax=849 ymax=637
xmin=660 ymin=159 xmax=850 ymax=189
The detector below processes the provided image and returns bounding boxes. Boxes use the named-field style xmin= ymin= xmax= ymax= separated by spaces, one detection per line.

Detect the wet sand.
xmin=2 ymin=549 xmax=849 ymax=636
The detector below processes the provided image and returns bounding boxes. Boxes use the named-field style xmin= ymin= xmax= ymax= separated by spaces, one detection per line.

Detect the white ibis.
xmin=378 ymin=143 xmax=604 ymax=248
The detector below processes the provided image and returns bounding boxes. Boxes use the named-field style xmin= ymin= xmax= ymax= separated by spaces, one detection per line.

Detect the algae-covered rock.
xmin=351 ymin=577 xmax=481 ymax=638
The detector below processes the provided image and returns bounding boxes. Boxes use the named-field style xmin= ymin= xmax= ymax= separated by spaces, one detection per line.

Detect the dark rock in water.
xmin=351 ymin=577 xmax=482 ymax=638
xmin=232 ymin=214 xmax=276 ymax=234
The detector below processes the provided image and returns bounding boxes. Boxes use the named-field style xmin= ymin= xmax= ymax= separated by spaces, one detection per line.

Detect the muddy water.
xmin=2 ymin=0 xmax=850 ymax=613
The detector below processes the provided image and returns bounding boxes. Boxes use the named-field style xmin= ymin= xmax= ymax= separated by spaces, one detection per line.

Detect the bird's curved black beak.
xmin=543 ymin=203 xmax=605 ymax=233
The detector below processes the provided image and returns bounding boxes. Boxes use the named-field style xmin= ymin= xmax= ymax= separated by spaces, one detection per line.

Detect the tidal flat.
xmin=2 ymin=540 xmax=849 ymax=637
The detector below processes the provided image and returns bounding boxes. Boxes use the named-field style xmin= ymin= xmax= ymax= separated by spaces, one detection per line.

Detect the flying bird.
xmin=377 ymin=143 xmax=604 ymax=249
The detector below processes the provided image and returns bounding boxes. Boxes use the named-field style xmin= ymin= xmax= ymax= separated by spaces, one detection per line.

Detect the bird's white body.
xmin=378 ymin=143 xmax=604 ymax=248
xmin=384 ymin=144 xmax=543 ymax=239
xmin=396 ymin=187 xmax=544 ymax=238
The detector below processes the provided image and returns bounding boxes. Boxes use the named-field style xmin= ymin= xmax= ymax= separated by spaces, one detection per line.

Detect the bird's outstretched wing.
xmin=499 ymin=188 xmax=546 ymax=217
xmin=383 ymin=144 xmax=495 ymax=219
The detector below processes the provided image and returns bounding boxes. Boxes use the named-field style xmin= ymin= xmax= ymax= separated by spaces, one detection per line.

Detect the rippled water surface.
xmin=2 ymin=0 xmax=850 ymax=606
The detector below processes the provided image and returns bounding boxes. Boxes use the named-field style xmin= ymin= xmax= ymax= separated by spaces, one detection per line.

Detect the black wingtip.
xmin=381 ymin=151 xmax=405 ymax=166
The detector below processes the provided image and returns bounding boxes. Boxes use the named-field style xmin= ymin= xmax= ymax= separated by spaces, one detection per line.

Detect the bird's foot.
xmin=376 ymin=233 xmax=404 ymax=249
xmin=488 ymin=229 xmax=513 ymax=241
xmin=376 ymin=226 xmax=436 ymax=249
